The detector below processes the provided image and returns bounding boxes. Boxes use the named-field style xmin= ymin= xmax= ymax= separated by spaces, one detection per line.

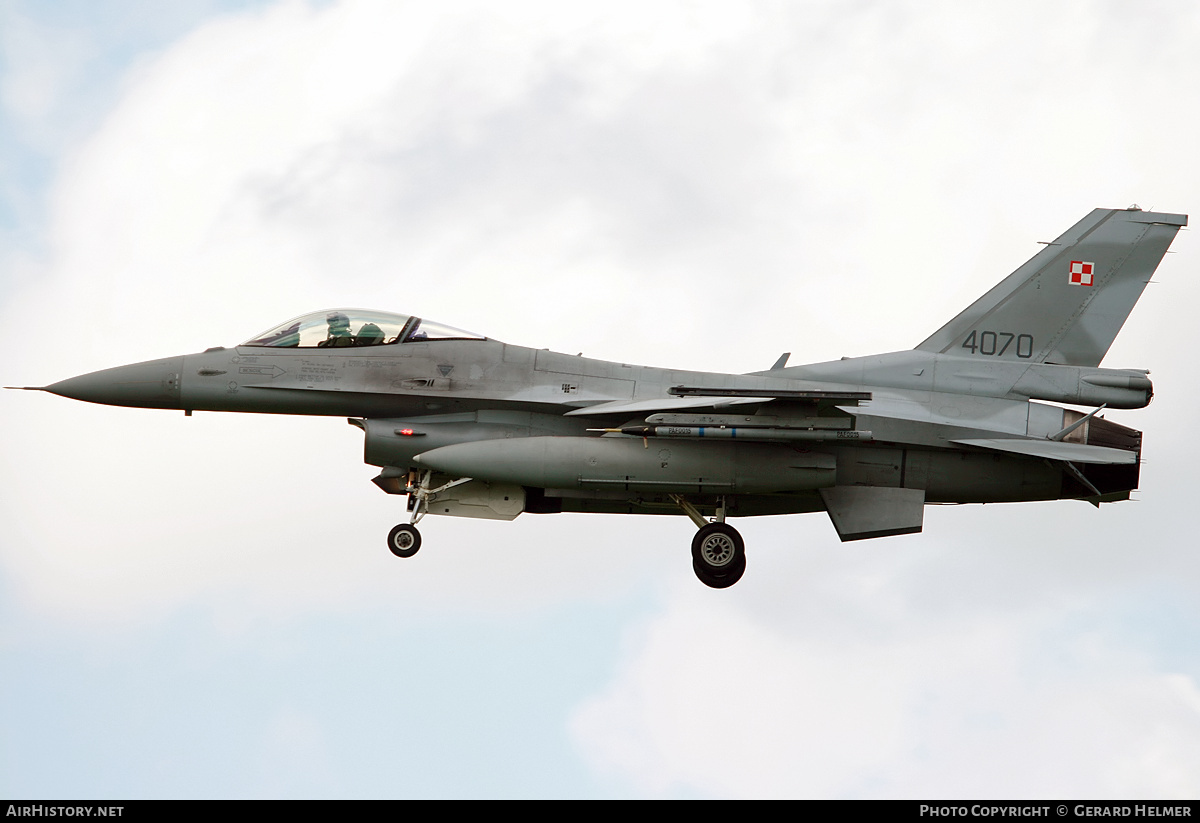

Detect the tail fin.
xmin=916 ymin=207 xmax=1186 ymax=366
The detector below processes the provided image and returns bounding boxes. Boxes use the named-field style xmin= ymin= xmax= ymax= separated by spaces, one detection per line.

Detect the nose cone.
xmin=44 ymin=356 xmax=184 ymax=409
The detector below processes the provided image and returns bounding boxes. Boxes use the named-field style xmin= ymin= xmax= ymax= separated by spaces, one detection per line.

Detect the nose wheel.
xmin=387 ymin=523 xmax=421 ymax=558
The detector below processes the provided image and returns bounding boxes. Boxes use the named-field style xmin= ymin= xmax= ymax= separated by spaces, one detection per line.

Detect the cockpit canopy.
xmin=241 ymin=309 xmax=485 ymax=349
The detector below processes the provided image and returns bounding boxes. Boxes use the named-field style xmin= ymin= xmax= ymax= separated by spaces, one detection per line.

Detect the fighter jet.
xmin=12 ymin=207 xmax=1186 ymax=587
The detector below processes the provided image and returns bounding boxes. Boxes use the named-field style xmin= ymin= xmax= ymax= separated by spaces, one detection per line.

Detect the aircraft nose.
xmin=43 ymin=356 xmax=184 ymax=409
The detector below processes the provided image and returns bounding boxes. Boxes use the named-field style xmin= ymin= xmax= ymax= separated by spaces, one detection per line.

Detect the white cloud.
xmin=0 ymin=9 xmax=95 ymax=135
xmin=572 ymin=574 xmax=1200 ymax=798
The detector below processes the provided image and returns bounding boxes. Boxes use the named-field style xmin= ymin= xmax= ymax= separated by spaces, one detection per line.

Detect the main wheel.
xmin=691 ymin=522 xmax=745 ymax=575
xmin=693 ymin=554 xmax=746 ymax=588
xmin=387 ymin=523 xmax=422 ymax=558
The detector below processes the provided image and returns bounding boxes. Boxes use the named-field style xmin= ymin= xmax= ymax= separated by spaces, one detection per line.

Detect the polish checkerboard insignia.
xmin=1069 ymin=260 xmax=1095 ymax=286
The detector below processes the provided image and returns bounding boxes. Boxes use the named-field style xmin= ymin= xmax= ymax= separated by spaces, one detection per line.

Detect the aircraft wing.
xmin=564 ymin=387 xmax=871 ymax=417
xmin=562 ymin=394 xmax=772 ymax=417
xmin=950 ymin=438 xmax=1137 ymax=465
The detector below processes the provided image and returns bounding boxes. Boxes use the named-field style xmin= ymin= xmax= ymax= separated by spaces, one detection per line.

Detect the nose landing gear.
xmin=385 ymin=470 xmax=472 ymax=559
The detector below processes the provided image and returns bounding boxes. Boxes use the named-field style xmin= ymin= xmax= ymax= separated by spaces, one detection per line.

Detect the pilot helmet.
xmin=326 ymin=311 xmax=351 ymax=333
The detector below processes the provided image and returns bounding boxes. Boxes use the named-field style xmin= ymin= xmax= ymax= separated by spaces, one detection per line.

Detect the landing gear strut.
xmin=671 ymin=494 xmax=747 ymax=588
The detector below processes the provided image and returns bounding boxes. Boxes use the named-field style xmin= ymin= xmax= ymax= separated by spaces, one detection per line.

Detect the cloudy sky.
xmin=3 ymin=0 xmax=1200 ymax=799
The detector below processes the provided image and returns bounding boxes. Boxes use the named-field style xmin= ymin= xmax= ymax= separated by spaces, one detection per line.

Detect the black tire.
xmin=387 ymin=523 xmax=421 ymax=558
xmin=690 ymin=522 xmax=745 ymax=574
xmin=693 ymin=554 xmax=746 ymax=588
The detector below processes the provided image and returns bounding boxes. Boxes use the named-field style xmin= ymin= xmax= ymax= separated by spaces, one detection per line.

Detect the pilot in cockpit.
xmin=318 ymin=311 xmax=354 ymax=347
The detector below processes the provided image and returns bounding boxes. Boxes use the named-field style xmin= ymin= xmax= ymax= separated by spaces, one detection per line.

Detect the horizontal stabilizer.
xmin=951 ymin=438 xmax=1137 ymax=464
xmin=819 ymin=486 xmax=925 ymax=541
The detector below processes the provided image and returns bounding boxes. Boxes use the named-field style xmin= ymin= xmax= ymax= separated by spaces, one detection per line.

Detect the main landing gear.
xmin=386 ymin=470 xmax=472 ymax=559
xmin=692 ymin=522 xmax=746 ymax=588
xmin=672 ymin=495 xmax=746 ymax=589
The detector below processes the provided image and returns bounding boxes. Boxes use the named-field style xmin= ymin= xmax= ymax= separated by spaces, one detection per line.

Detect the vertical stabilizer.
xmin=916 ymin=208 xmax=1186 ymax=366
